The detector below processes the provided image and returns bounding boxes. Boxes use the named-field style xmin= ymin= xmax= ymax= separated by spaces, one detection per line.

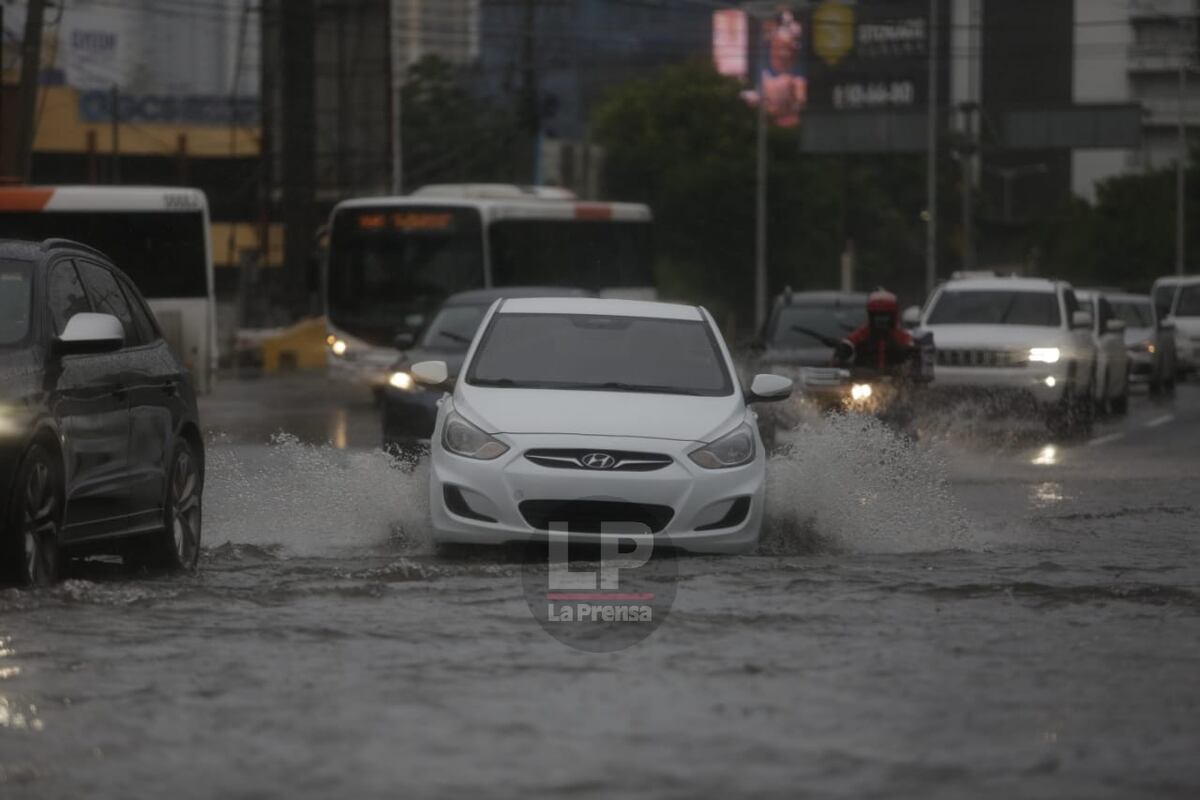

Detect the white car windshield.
xmin=0 ymin=260 xmax=32 ymax=347
xmin=927 ymin=290 xmax=1062 ymax=327
xmin=466 ymin=313 xmax=733 ymax=396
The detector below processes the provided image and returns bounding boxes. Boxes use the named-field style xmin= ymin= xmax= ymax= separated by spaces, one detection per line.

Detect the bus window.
xmin=0 ymin=211 xmax=207 ymax=299
xmin=488 ymin=219 xmax=653 ymax=291
xmin=326 ymin=206 xmax=485 ymax=346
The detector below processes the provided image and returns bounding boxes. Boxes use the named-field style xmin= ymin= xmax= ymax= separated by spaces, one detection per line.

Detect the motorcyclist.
xmin=835 ymin=290 xmax=916 ymax=374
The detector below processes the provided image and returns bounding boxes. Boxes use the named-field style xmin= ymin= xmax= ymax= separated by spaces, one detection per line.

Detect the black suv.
xmin=0 ymin=239 xmax=204 ymax=585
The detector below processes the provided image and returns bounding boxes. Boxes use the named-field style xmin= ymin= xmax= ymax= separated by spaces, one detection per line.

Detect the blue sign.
xmin=78 ymin=91 xmax=260 ymax=126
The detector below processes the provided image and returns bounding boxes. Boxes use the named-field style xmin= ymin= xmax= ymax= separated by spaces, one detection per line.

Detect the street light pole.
xmin=1177 ymin=15 xmax=1189 ymax=276
xmin=925 ymin=0 xmax=939 ymax=296
xmin=755 ymin=66 xmax=768 ymax=331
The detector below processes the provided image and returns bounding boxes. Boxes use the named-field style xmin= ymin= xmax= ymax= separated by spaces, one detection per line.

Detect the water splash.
xmin=761 ymin=413 xmax=972 ymax=555
xmin=204 ymin=433 xmax=430 ymax=555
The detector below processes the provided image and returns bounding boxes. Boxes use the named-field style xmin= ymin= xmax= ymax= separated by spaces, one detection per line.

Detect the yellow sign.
xmin=813 ymin=2 xmax=855 ymax=66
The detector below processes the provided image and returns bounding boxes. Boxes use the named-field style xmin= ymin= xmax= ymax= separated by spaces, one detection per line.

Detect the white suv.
xmin=1153 ymin=275 xmax=1200 ymax=376
xmin=918 ymin=276 xmax=1098 ymax=435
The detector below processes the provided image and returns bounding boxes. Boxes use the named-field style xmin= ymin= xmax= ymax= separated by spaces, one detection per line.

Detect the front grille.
xmin=524 ymin=449 xmax=673 ymax=472
xmin=936 ymin=348 xmax=1025 ymax=368
xmin=519 ymin=500 xmax=674 ymax=534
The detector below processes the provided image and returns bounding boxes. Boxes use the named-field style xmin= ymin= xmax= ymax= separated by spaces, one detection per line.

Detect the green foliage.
xmin=592 ymin=60 xmax=934 ymax=327
xmin=1039 ymin=161 xmax=1197 ymax=291
xmin=401 ymin=56 xmax=521 ymax=188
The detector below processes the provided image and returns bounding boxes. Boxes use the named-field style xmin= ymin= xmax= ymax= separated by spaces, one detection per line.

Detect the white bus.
xmin=0 ymin=185 xmax=217 ymax=392
xmin=323 ymin=184 xmax=655 ymax=390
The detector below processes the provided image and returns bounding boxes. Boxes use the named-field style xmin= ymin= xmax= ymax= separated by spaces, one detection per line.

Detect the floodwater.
xmin=1 ymin=378 xmax=1198 ymax=799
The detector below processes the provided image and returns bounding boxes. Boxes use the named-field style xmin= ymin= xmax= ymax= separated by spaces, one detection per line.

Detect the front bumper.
xmin=927 ymin=365 xmax=1069 ymax=407
xmin=326 ymin=352 xmax=396 ymax=388
xmin=382 ymin=387 xmax=441 ymax=443
xmin=428 ymin=434 xmax=766 ymax=554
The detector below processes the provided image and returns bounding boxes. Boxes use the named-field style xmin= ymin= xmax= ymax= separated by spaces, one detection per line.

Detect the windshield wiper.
xmin=470 ymin=377 xmax=518 ymax=387
xmin=438 ymin=330 xmax=472 ymax=344
xmin=594 ymin=381 xmax=705 ymax=395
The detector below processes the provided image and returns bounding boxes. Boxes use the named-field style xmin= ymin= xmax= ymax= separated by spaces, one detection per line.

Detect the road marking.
xmin=1145 ymin=414 xmax=1175 ymax=429
xmin=1088 ymin=432 xmax=1125 ymax=447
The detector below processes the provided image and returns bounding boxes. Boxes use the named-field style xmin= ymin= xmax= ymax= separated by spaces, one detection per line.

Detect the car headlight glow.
xmin=388 ymin=371 xmax=414 ymax=390
xmin=442 ymin=411 xmax=508 ymax=460
xmin=689 ymin=422 xmax=756 ymax=469
xmin=1028 ymin=347 xmax=1061 ymax=364
xmin=330 ymin=339 xmax=348 ymax=357
xmin=850 ymin=383 xmax=873 ymax=402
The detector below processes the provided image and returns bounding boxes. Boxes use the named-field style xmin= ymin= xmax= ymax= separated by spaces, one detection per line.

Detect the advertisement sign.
xmin=712 ymin=9 xmax=748 ymax=80
xmin=711 ymin=6 xmax=808 ymax=128
xmin=805 ymin=0 xmax=935 ymax=111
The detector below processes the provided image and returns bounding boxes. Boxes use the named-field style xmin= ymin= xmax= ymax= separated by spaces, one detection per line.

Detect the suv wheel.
xmin=4 ymin=444 xmax=63 ymax=587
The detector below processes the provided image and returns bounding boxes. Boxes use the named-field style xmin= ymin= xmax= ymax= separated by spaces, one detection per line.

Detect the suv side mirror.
xmin=53 ymin=313 xmax=124 ymax=356
xmin=902 ymin=305 xmax=922 ymax=327
xmin=1071 ymin=311 xmax=1093 ymax=330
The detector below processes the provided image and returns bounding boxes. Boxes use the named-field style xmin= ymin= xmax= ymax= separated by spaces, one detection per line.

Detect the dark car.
xmin=0 ymin=238 xmax=204 ymax=586
xmin=753 ymin=290 xmax=868 ymax=372
xmin=381 ymin=286 xmax=592 ymax=452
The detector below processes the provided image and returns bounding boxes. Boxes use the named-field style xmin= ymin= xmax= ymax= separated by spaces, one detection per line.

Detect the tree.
xmin=593 ymin=61 xmax=937 ymax=328
xmin=400 ymin=56 xmax=521 ymax=189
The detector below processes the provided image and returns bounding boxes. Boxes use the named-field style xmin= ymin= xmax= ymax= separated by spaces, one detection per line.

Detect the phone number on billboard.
xmin=832 ymin=82 xmax=917 ymax=109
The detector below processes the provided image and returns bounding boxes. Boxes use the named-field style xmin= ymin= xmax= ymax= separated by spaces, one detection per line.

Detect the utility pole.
xmin=110 ymin=85 xmax=121 ymax=183
xmin=754 ymin=59 xmax=768 ymax=332
xmin=279 ymin=0 xmax=317 ymax=314
xmin=1176 ymin=14 xmax=1190 ymax=276
xmin=15 ymin=0 xmax=47 ymax=181
xmin=925 ymin=0 xmax=939 ymax=296
xmin=519 ymin=0 xmax=540 ymax=184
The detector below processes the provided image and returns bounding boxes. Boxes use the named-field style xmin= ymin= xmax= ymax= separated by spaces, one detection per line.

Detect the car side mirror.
xmin=53 ymin=313 xmax=124 ymax=356
xmin=411 ymin=360 xmax=450 ymax=387
xmin=393 ymin=331 xmax=416 ymax=350
xmin=902 ymin=305 xmax=922 ymax=328
xmin=1071 ymin=311 xmax=1093 ymax=330
xmin=1106 ymin=318 xmax=1126 ymax=334
xmin=747 ymin=373 xmax=793 ymax=403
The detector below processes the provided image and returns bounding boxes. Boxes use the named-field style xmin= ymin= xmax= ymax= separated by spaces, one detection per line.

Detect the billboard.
xmin=805 ymin=0 xmax=935 ymax=111
xmin=712 ymin=6 xmax=808 ymax=128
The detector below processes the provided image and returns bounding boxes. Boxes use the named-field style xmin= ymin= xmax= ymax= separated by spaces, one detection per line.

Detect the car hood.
xmin=454 ymin=385 xmax=746 ymax=443
xmin=760 ymin=346 xmax=834 ymax=368
xmin=920 ymin=324 xmax=1066 ymax=348
xmin=1124 ymin=326 xmax=1154 ymax=346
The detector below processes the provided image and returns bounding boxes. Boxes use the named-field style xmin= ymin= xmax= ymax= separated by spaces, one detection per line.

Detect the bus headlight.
xmin=388 ymin=371 xmax=414 ymax=391
xmin=330 ymin=339 xmax=348 ymax=357
xmin=1028 ymin=347 xmax=1061 ymax=364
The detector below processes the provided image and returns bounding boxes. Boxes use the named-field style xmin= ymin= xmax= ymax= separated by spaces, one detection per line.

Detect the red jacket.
xmin=844 ymin=324 xmax=914 ymax=371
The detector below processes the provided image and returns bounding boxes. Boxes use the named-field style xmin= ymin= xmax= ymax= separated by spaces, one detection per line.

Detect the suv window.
xmin=1177 ymin=285 xmax=1200 ymax=317
xmin=116 ymin=275 xmax=161 ymax=343
xmin=75 ymin=260 xmax=141 ymax=347
xmin=47 ymin=260 xmax=91 ymax=335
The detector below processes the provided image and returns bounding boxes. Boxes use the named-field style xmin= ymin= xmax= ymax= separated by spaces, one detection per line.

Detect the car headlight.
xmin=330 ymin=339 xmax=348 ymax=357
xmin=689 ymin=422 xmax=756 ymax=469
xmin=442 ymin=410 xmax=508 ymax=460
xmin=1028 ymin=347 xmax=1061 ymax=364
xmin=850 ymin=383 xmax=873 ymax=401
xmin=1129 ymin=340 xmax=1155 ymax=354
xmin=388 ymin=371 xmax=414 ymax=390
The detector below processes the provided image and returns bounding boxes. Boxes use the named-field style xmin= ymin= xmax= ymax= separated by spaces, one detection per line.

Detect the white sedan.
xmin=412 ymin=297 xmax=793 ymax=554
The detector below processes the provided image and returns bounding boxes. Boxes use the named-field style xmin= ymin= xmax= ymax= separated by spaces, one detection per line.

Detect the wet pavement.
xmin=1 ymin=373 xmax=1199 ymax=798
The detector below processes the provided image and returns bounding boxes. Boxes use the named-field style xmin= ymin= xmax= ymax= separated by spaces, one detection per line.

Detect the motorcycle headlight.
xmin=689 ymin=422 xmax=756 ymax=469
xmin=442 ymin=410 xmax=508 ymax=460
xmin=330 ymin=339 xmax=348 ymax=357
xmin=388 ymin=371 xmax=414 ymax=391
xmin=1028 ymin=347 xmax=1060 ymax=364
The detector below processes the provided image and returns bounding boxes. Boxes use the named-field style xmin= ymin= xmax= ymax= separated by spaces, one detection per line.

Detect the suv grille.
xmin=524 ymin=449 xmax=673 ymax=472
xmin=936 ymin=348 xmax=1025 ymax=368
xmin=519 ymin=500 xmax=674 ymax=534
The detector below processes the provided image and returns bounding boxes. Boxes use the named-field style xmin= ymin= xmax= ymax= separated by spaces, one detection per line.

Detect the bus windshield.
xmin=326 ymin=206 xmax=485 ymax=346
xmin=489 ymin=219 xmax=653 ymax=290
xmin=0 ymin=211 xmax=208 ymax=298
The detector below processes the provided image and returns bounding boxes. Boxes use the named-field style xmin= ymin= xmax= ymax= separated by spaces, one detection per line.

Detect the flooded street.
xmin=3 ymin=376 xmax=1199 ymax=799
